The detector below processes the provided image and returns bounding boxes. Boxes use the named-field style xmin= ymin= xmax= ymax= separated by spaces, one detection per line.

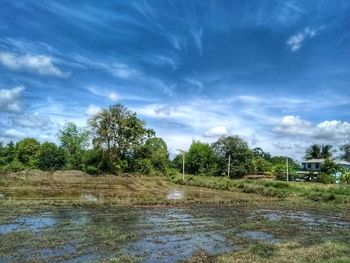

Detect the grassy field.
xmin=167 ymin=174 xmax=350 ymax=205
xmin=0 ymin=171 xmax=349 ymax=263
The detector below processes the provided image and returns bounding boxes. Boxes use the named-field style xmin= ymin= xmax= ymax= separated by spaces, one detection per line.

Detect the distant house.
xmin=335 ymin=160 xmax=350 ymax=170
xmin=301 ymin=158 xmax=350 ymax=171
xmin=301 ymin=159 xmax=324 ymax=171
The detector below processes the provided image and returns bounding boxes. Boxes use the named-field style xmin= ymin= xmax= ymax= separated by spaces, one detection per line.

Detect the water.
xmin=240 ymin=231 xmax=280 ymax=244
xmin=1 ymin=206 xmax=349 ymax=262
xmin=254 ymin=209 xmax=350 ymax=227
xmin=0 ymin=213 xmax=57 ymax=235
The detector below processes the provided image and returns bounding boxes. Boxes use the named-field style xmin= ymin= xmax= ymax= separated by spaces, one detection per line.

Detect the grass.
xmin=214 ymin=241 xmax=350 ymax=263
xmin=0 ymin=170 xmax=273 ymax=207
xmin=166 ymin=174 xmax=350 ymax=204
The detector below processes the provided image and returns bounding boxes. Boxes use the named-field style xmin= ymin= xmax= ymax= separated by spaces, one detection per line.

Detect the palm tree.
xmin=305 ymin=144 xmax=333 ymax=160
xmin=305 ymin=144 xmax=321 ymax=160
xmin=321 ymin=144 xmax=333 ymax=159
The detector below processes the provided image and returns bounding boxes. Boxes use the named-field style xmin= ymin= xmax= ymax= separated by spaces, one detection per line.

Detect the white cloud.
xmin=86 ymin=105 xmax=102 ymax=116
xmin=0 ymin=52 xmax=68 ymax=77
xmin=203 ymin=126 xmax=230 ymax=137
xmin=3 ymin=128 xmax=25 ymax=139
xmin=12 ymin=112 xmax=52 ymax=129
xmin=112 ymin=63 xmax=139 ymax=79
xmin=286 ymin=27 xmax=317 ymax=51
xmin=86 ymin=86 xmax=119 ymax=101
xmin=272 ymin=115 xmax=350 ymax=141
xmin=0 ymin=86 xmax=25 ymax=112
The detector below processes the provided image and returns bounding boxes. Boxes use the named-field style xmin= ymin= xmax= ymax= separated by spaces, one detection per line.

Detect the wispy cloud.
xmin=0 ymin=86 xmax=25 ymax=112
xmin=2 ymin=128 xmax=26 ymax=139
xmin=12 ymin=112 xmax=52 ymax=129
xmin=86 ymin=86 xmax=119 ymax=102
xmin=86 ymin=104 xmax=102 ymax=116
xmin=286 ymin=27 xmax=317 ymax=51
xmin=0 ymin=51 xmax=69 ymax=77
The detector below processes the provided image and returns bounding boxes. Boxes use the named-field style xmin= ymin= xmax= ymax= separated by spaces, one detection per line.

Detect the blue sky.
xmin=0 ymin=0 xmax=349 ymax=159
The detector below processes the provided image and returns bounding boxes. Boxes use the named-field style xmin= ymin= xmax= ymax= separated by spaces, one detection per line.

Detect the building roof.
xmin=335 ymin=160 xmax=350 ymax=166
xmin=302 ymin=159 xmax=325 ymax=164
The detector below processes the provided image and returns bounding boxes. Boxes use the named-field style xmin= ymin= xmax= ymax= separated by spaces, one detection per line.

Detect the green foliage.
xmin=136 ymin=137 xmax=169 ymax=172
xmin=82 ymin=148 xmax=106 ymax=175
xmin=305 ymin=144 xmax=333 ymax=160
xmin=340 ymin=144 xmax=350 ymax=161
xmin=58 ymin=122 xmax=89 ymax=169
xmin=186 ymin=140 xmax=217 ymax=176
xmin=317 ymin=173 xmax=336 ymax=184
xmin=250 ymin=243 xmax=275 ymax=258
xmin=252 ymin=147 xmax=271 ymax=160
xmin=133 ymin=158 xmax=153 ymax=175
xmin=212 ymin=136 xmax=254 ymax=178
xmin=16 ymin=138 xmax=40 ymax=167
xmin=89 ymin=104 xmax=154 ymax=163
xmin=0 ymin=160 xmax=26 ymax=173
xmin=339 ymin=171 xmax=350 ymax=184
xmin=252 ymin=157 xmax=272 ymax=174
xmin=37 ymin=142 xmax=66 ymax=171
xmin=3 ymin=142 xmax=16 ymax=164
xmin=321 ymin=159 xmax=340 ymax=175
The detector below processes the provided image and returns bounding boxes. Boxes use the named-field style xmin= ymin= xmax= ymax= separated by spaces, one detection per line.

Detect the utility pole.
xmin=227 ymin=155 xmax=231 ymax=177
xmin=286 ymin=158 xmax=289 ymax=182
xmin=182 ymin=152 xmax=185 ymax=181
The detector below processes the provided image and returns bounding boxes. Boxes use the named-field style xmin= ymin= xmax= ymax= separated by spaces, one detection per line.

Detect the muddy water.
xmin=0 ymin=206 xmax=349 ymax=263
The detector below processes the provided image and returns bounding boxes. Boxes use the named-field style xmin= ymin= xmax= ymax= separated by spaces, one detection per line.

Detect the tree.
xmin=212 ymin=136 xmax=254 ymax=178
xmin=340 ymin=144 xmax=350 ymax=161
xmin=37 ymin=142 xmax=66 ymax=171
xmin=137 ymin=137 xmax=169 ymax=172
xmin=305 ymin=144 xmax=333 ymax=160
xmin=58 ymin=122 xmax=89 ymax=169
xmin=252 ymin=157 xmax=272 ymax=174
xmin=16 ymin=138 xmax=40 ymax=167
xmin=4 ymin=141 xmax=16 ymax=164
xmin=89 ymin=104 xmax=154 ymax=170
xmin=186 ymin=141 xmax=217 ymax=176
xmin=252 ymin=147 xmax=271 ymax=160
xmin=305 ymin=144 xmax=321 ymax=159
xmin=0 ymin=142 xmax=6 ymax=166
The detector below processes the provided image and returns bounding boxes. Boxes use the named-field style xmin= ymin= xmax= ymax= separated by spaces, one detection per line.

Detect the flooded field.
xmin=1 ymin=205 xmax=349 ymax=263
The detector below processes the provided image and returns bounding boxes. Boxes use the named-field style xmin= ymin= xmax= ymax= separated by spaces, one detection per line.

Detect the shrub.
xmin=0 ymin=160 xmax=26 ymax=173
xmin=37 ymin=143 xmax=66 ymax=171
xmin=317 ymin=173 xmax=335 ymax=184
xmin=133 ymin=158 xmax=153 ymax=175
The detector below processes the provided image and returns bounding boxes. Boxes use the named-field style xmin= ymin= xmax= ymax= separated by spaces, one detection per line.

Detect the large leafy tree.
xmin=89 ymin=104 xmax=154 ymax=168
xmin=305 ymin=144 xmax=333 ymax=160
xmin=16 ymin=138 xmax=40 ymax=167
xmin=211 ymin=136 xmax=254 ymax=178
xmin=187 ymin=140 xmax=217 ymax=176
xmin=58 ymin=122 xmax=89 ymax=169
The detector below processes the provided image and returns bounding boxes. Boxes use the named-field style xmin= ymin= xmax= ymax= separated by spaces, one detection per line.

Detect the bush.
xmin=0 ymin=160 xmax=26 ymax=173
xmin=317 ymin=173 xmax=335 ymax=184
xmin=37 ymin=143 xmax=66 ymax=171
xmin=133 ymin=158 xmax=153 ymax=175
xmin=82 ymin=149 xmax=104 ymax=175
xmin=84 ymin=165 xmax=100 ymax=175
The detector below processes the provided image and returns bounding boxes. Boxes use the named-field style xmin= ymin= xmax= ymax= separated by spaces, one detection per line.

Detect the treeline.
xmin=0 ymin=103 xmax=349 ymax=184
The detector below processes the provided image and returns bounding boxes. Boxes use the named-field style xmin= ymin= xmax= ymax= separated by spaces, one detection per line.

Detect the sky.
xmin=0 ymin=0 xmax=349 ymax=160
